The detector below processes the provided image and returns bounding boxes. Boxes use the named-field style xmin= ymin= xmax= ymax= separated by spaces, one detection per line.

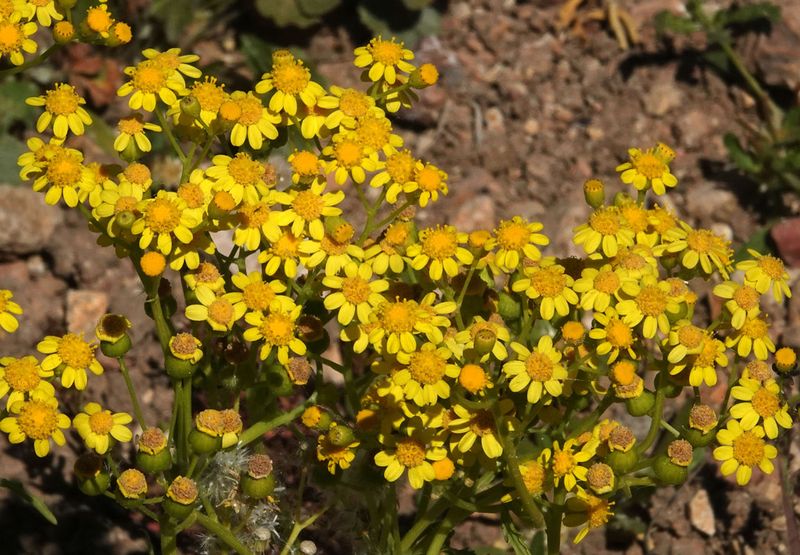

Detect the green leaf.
xmin=239 ymin=34 xmax=275 ymax=76
xmin=501 ymin=515 xmax=532 ymax=555
xmin=734 ymin=225 xmax=774 ymax=262
xmin=718 ymin=3 xmax=780 ymax=27
xmin=0 ymin=479 xmax=57 ymax=524
xmin=702 ymin=47 xmax=732 ymax=74
xmin=723 ymin=133 xmax=761 ymax=174
xmin=654 ymin=11 xmax=699 ymax=35
xmin=0 ymin=135 xmax=27 ymax=185
xmin=357 ymin=3 xmax=441 ymax=45
xmin=297 ymin=0 xmax=340 ymax=18
xmin=0 ymin=79 xmax=38 ymax=133
xmin=254 ymin=0 xmax=320 ymax=28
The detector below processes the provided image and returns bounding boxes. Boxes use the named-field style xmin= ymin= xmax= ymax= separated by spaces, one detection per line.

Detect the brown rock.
xmin=642 ymin=78 xmax=684 ymax=117
xmin=66 ymin=289 xmax=109 ymax=337
xmin=771 ymin=217 xmax=800 ymax=268
xmin=0 ymin=184 xmax=62 ymax=256
xmin=452 ymin=194 xmax=496 ymax=232
xmin=689 ymin=489 xmax=716 ymax=536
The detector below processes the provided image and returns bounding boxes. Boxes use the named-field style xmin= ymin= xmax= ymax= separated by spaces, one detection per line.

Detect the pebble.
xmin=642 ymin=79 xmax=684 ymax=117
xmin=689 ymin=489 xmax=716 ymax=536
xmin=0 ymin=184 xmax=62 ymax=255
xmin=452 ymin=194 xmax=496 ymax=232
xmin=66 ymin=289 xmax=109 ymax=337
xmin=771 ymin=217 xmax=800 ymax=268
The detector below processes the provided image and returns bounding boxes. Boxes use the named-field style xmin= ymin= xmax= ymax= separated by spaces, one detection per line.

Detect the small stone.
xmin=452 ymin=195 xmax=496 ymax=232
xmin=642 ymin=80 xmax=684 ymax=117
xmin=523 ymin=118 xmax=540 ymax=135
xmin=771 ymin=217 xmax=800 ymax=268
xmin=0 ymin=184 xmax=62 ymax=256
xmin=586 ymin=125 xmax=605 ymax=141
xmin=67 ymin=290 xmax=109 ymax=337
xmin=484 ymin=107 xmax=504 ymax=134
xmin=689 ymin=489 xmax=716 ymax=536
xmin=675 ymin=109 xmax=716 ymax=148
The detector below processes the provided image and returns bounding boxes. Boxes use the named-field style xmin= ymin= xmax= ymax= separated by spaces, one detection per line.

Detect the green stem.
xmin=160 ymin=518 xmax=178 ymax=555
xmin=399 ymin=498 xmax=450 ymax=553
xmin=279 ymin=505 xmax=329 ymax=555
xmin=238 ymin=395 xmax=313 ymax=446
xmin=424 ymin=508 xmax=467 ymax=555
xmin=546 ymin=491 xmax=565 ymax=555
xmin=501 ymin=437 xmax=545 ymax=528
xmin=0 ymin=45 xmax=60 ymax=77
xmin=118 ymin=357 xmax=146 ymax=429
xmin=156 ymin=108 xmax=186 ymax=163
xmin=180 ymin=377 xmax=192 ymax=470
xmin=195 ymin=512 xmax=254 ymax=555
xmin=370 ymin=200 xmax=413 ymax=235
xmin=638 ymin=386 xmax=665 ymax=455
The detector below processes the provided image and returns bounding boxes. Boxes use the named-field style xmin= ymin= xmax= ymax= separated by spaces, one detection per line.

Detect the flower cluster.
xmin=4 ymin=36 xmax=798 ymax=554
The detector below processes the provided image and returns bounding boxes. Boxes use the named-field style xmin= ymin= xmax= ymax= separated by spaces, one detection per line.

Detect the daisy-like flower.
xmin=231 ymin=272 xmax=291 ymax=315
xmin=353 ymin=110 xmax=403 ymax=155
xmin=374 ymin=430 xmax=447 ymax=489
xmin=675 ymin=337 xmax=727 ymax=387
xmin=503 ymin=335 xmax=568 ymax=403
xmin=512 ymin=261 xmax=578 ymax=320
xmin=368 ymin=298 xmax=427 ymax=354
xmin=736 ymin=249 xmax=792 ymax=302
xmin=713 ymin=421 xmax=777 ymax=485
xmin=27 ymin=83 xmax=92 ymax=139
xmin=114 ymin=113 xmax=161 ymax=153
xmin=243 ymin=305 xmax=307 ymax=364
xmin=370 ymin=147 xmax=417 ymax=203
xmin=322 ymin=133 xmax=380 ymax=185
xmin=255 ymin=53 xmax=326 ymax=117
xmin=276 ymin=180 xmax=345 ymax=239
xmin=185 ymin=286 xmax=246 ymax=333
xmin=117 ymin=60 xmax=185 ymax=112
xmin=354 ymin=36 xmax=415 ymax=85
xmin=664 ymin=320 xmax=708 ymax=364
xmin=221 ymin=91 xmax=280 ymax=150
xmin=259 ymin=229 xmax=303 ymax=278
xmin=319 ymin=86 xmax=376 ymax=131
xmin=615 ymin=277 xmax=680 ymax=339
xmin=17 ymin=136 xmax=61 ymax=181
xmin=73 ymin=402 xmax=133 ymax=454
xmin=454 ymin=314 xmax=511 ymax=362
xmin=26 ymin=0 xmax=62 ymax=26
xmin=0 ymin=356 xmax=54 ymax=409
xmin=317 ymin=424 xmax=360 ymax=474
xmin=615 ymin=143 xmax=678 ymax=195
xmin=573 ymin=206 xmax=635 ymax=258
xmin=322 ymin=262 xmax=389 ymax=325
xmin=407 ymin=225 xmax=473 ymax=281
xmin=233 ymin=199 xmax=289 ymax=251
xmin=564 ymin=493 xmax=614 ymax=544
xmin=296 ymin=101 xmax=330 ymax=140
xmin=486 ymin=216 xmax=550 ymax=273
xmin=184 ymin=262 xmax=225 ymax=293
xmin=364 ymin=221 xmax=412 ymax=275
xmin=0 ymin=18 xmax=37 ymax=66
xmin=729 ymin=378 xmax=792 ymax=439
xmin=0 ymin=289 xmax=23 ymax=333
xmin=120 ymin=161 xmax=153 ymax=190
xmin=206 ymin=152 xmax=275 ymax=206
xmin=547 ymin=437 xmax=598 ymax=491
xmin=37 ymin=333 xmax=104 ymax=390
xmin=410 ymin=161 xmax=448 ymax=207
xmin=31 ymin=147 xmax=95 ymax=207
xmin=186 ymin=76 xmax=226 ymax=126
xmin=142 ymin=48 xmax=202 ymax=86
xmin=448 ymin=400 xmax=514 ymax=460
xmin=573 ymin=265 xmax=637 ymax=312
xmin=713 ymin=281 xmax=761 ymax=329
xmin=658 ymin=222 xmax=732 ymax=278
xmin=726 ymin=316 xmax=775 ymax=360
xmin=609 ymin=245 xmax=659 ymax=280
xmin=91 ymin=178 xmax=144 ymax=233
xmin=0 ymin=391 xmax=70 ymax=457
xmin=589 ymin=309 xmax=637 ymax=363
xmin=288 ymin=150 xmax=322 ymax=184
xmin=85 ymin=4 xmax=114 ymax=37
xmin=300 ymin=230 xmax=365 ymax=277
xmin=393 ymin=343 xmax=460 ymax=406
xmin=132 ymin=190 xmax=201 ymax=256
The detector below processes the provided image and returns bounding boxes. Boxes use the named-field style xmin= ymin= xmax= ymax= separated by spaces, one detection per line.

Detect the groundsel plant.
xmin=0 ymin=17 xmax=798 ymax=554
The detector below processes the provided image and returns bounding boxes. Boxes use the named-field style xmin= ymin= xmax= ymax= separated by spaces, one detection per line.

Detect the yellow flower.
xmin=354 ymin=36 xmax=415 ymax=84
xmin=369 ymin=147 xmax=417 ymax=204
xmin=37 ymin=333 xmax=104 ymax=390
xmin=85 ymin=4 xmax=114 ymax=37
xmin=323 ymin=262 xmax=389 ymax=325
xmin=224 ymin=90 xmax=280 ymax=150
xmin=243 ymin=305 xmax=307 ymax=364
xmin=0 ymin=289 xmax=23 ymax=333
xmin=185 ymin=286 xmax=246 ymax=332
xmin=91 ymin=177 xmax=144 ymax=233
xmin=658 ymin=222 xmax=732 ymax=278
xmin=393 ymin=343 xmax=460 ymax=406
xmin=0 ymin=391 xmax=70 ymax=457
xmin=503 ymin=335 xmax=567 ymax=403
xmin=259 ymin=229 xmax=303 ymax=278
xmin=713 ymin=281 xmax=761 ymax=329
xmin=206 ymin=152 xmax=275 ymax=205
xmin=322 ymin=133 xmax=380 ymax=185
xmin=169 ymin=332 xmax=203 ymax=363
xmin=368 ymin=298 xmax=427 ymax=354
xmin=255 ymin=54 xmax=326 ymax=116
xmin=665 ymin=320 xmax=707 ymax=364
xmin=512 ymin=261 xmax=578 ymax=320
xmin=234 ymin=199 xmax=290 ymax=251
xmin=300 ymin=230 xmax=365 ymax=277
xmin=364 ymin=221 xmax=412 ymax=275
xmin=317 ymin=424 xmax=360 ymax=474
xmin=354 ymin=110 xmax=403 ymax=154
xmin=573 ymin=265 xmax=637 ymax=312
xmin=564 ymin=493 xmax=614 ymax=544
xmin=729 ymin=378 xmax=792 ymax=439
xmin=117 ymin=59 xmax=186 ymax=112
xmin=27 ymin=0 xmax=62 ymax=26
xmin=407 ymin=225 xmax=473 ymax=281
xmin=589 ymin=308 xmax=637 ymax=362
xmin=73 ymin=402 xmax=133 ymax=454
xmin=184 ymin=262 xmax=225 ymax=293
xmin=454 ymin=315 xmax=511 ymax=362
xmin=616 ymin=143 xmax=678 ymax=195
xmin=676 ymin=337 xmax=727 ymax=387
xmin=0 ymin=19 xmax=37 ymax=66
xmin=374 ymin=431 xmax=446 ymax=489
xmin=615 ymin=277 xmax=680 ymax=338
xmin=713 ymin=421 xmax=777 ymax=485
xmin=726 ymin=316 xmax=775 ymax=360
xmin=231 ymin=271 xmax=291 ymax=315
xmin=132 ymin=190 xmax=201 ymax=255
xmin=288 ymin=150 xmax=322 ymax=184
xmin=736 ymin=249 xmax=792 ymax=302
xmin=319 ymin=86 xmax=375 ymax=130
xmin=114 ymin=113 xmax=161 ymax=153
xmin=0 ymin=355 xmax=54 ymax=409
xmin=448 ymin=401 xmax=514 ymax=460
xmin=186 ymin=75 xmax=226 ymax=126
xmin=276 ymin=180 xmax=345 ymax=240
xmin=548 ymin=438 xmax=598 ymax=491
xmin=27 ymin=84 xmax=92 ymax=139
xmin=31 ymin=147 xmax=96 ymax=207
xmin=573 ymin=206 xmax=635 ymax=258
xmin=142 ymin=47 xmax=201 ymax=85
xmin=410 ymin=161 xmax=448 ymax=207
xmin=486 ymin=216 xmax=550 ymax=273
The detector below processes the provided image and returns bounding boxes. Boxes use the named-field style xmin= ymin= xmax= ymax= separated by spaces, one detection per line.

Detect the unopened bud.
xmin=583 ymin=179 xmax=605 ymax=209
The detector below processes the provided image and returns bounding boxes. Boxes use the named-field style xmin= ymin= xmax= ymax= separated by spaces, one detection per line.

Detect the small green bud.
xmin=327 ymin=424 xmax=356 ymax=447
xmin=473 ymin=328 xmax=497 ymax=356
xmin=683 ymin=428 xmax=716 ymax=448
xmin=136 ymin=449 xmax=172 ymax=473
xmin=180 ymin=95 xmax=202 ymax=120
xmin=74 ymin=453 xmax=109 ymax=496
xmin=189 ymin=429 xmax=221 ymax=454
xmin=625 ymin=390 xmax=655 ymax=417
xmin=583 ymin=179 xmax=605 ymax=209
xmin=653 ymin=456 xmax=688 ymax=485
xmin=165 ymin=354 xmax=197 ymax=379
xmin=265 ymin=365 xmax=294 ymax=397
xmin=241 ymin=474 xmax=276 ymax=499
xmin=606 ymin=449 xmax=638 ymax=474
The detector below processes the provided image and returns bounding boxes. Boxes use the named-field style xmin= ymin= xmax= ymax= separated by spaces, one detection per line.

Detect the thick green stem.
xmin=279 ymin=506 xmax=329 ymax=555
xmin=195 ymin=512 xmax=254 ymax=555
xmin=156 ymin=108 xmax=186 ymax=163
xmin=546 ymin=492 xmax=565 ymax=555
xmin=160 ymin=519 xmax=178 ymax=555
xmin=424 ymin=508 xmax=467 ymax=555
xmin=399 ymin=497 xmax=450 ymax=553
xmin=239 ymin=395 xmax=313 ymax=445
xmin=637 ymin=386 xmax=665 ymax=455
xmin=502 ymin=437 xmax=545 ymax=528
xmin=118 ymin=357 xmax=147 ymax=429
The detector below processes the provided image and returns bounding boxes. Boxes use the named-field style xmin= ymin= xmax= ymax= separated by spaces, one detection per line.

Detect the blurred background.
xmin=1 ymin=0 xmax=799 ymax=553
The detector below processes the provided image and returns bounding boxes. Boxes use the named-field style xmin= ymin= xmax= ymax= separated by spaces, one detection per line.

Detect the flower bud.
xmin=327 ymin=423 xmax=356 ymax=447
xmin=97 ymin=314 xmax=133 ymax=357
xmin=432 ymin=457 xmax=455 ymax=481
xmin=667 ymin=439 xmax=693 ymax=467
xmin=74 ymin=453 xmax=110 ymax=496
xmin=117 ymin=468 xmax=148 ymax=499
xmin=165 ymin=354 xmax=197 ymax=379
xmin=774 ymin=347 xmax=797 ymax=374
xmin=302 ymin=406 xmax=332 ymax=431
xmin=53 ymin=21 xmax=75 ymax=43
xmin=136 ymin=427 xmax=172 ymax=472
xmin=409 ymin=63 xmax=439 ymax=88
xmin=583 ymin=179 xmax=605 ymax=209
xmin=653 ymin=455 xmax=688 ymax=485
xmin=625 ymin=389 xmax=655 ymax=416
xmin=242 ymin=454 xmax=276 ymax=499
xmin=473 ymin=329 xmax=496 ymax=356
xmin=106 ymin=22 xmax=132 ymax=46
xmin=164 ymin=476 xmax=198 ymax=519
xmin=265 ymin=365 xmax=294 ymax=397
xmin=286 ymin=357 xmax=313 ymax=385
xmin=324 ymin=217 xmax=355 ymax=243
xmin=586 ymin=462 xmax=615 ymax=494
xmin=180 ymin=95 xmax=202 ymax=120
xmin=606 ymin=449 xmax=639 ymax=474
xmin=459 ymin=364 xmax=489 ymax=394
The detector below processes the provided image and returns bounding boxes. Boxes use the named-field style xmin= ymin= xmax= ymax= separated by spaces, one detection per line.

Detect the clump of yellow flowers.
xmin=2 ymin=27 xmax=798 ymax=554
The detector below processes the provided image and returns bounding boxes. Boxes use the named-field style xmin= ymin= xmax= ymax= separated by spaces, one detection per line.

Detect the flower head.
xmin=0 ymin=391 xmax=70 ymax=457
xmin=616 ymin=143 xmax=678 ymax=195
xmin=37 ymin=333 xmax=104 ymax=390
xmin=27 ymin=84 xmax=92 ymax=139
xmin=713 ymin=421 xmax=777 ymax=485
xmin=73 ymin=402 xmax=133 ymax=454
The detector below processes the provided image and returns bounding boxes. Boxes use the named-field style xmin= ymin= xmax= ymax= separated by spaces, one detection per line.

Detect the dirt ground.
xmin=1 ymin=0 xmax=799 ymax=553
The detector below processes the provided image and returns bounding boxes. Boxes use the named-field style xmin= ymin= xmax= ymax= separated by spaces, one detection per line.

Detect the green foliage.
xmin=0 ymin=479 xmax=57 ymax=525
